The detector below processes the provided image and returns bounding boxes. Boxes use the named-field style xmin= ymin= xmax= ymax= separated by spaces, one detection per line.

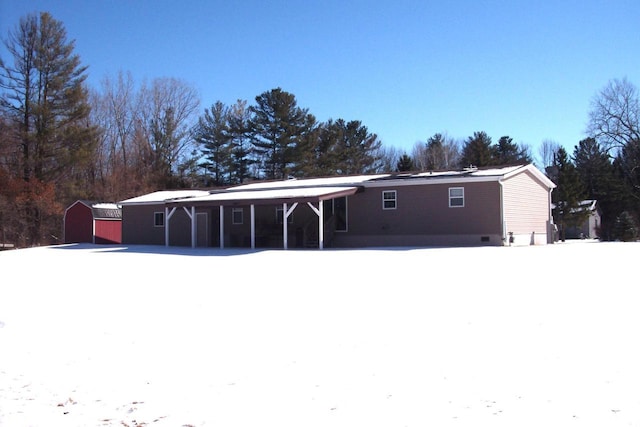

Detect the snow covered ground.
xmin=1 ymin=240 xmax=639 ymax=427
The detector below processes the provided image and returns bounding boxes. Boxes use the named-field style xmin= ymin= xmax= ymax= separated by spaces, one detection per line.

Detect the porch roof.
xmin=167 ymin=185 xmax=362 ymax=206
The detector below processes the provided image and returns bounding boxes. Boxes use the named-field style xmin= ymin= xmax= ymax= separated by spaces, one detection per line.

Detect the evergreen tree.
xmin=425 ymin=133 xmax=446 ymax=170
xmin=396 ymin=153 xmax=414 ymax=172
xmin=249 ymin=88 xmax=315 ymax=180
xmin=413 ymin=133 xmax=461 ymax=171
xmin=297 ymin=119 xmax=338 ymax=177
xmin=572 ymin=137 xmax=622 ymax=239
xmin=615 ymin=138 xmax=640 ymax=205
xmin=193 ymin=101 xmax=232 ymax=186
xmin=492 ymin=136 xmax=532 ymax=165
xmin=460 ymin=131 xmax=493 ymax=167
xmin=612 ymin=211 xmax=639 ymax=241
xmin=332 ymin=119 xmax=382 ymax=175
xmin=551 ymin=147 xmax=588 ymax=241
xmin=227 ymin=99 xmax=254 ymax=184
xmin=0 ymin=12 xmax=97 ymax=245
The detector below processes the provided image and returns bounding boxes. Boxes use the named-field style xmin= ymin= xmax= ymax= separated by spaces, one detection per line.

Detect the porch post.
xmin=191 ymin=206 xmax=196 ymax=248
xmin=319 ymin=201 xmax=324 ymax=250
xmin=165 ymin=207 xmax=178 ymax=247
xmin=165 ymin=206 xmax=169 ymax=247
xmin=283 ymin=203 xmax=288 ymax=250
xmin=219 ymin=205 xmax=224 ymax=249
xmin=306 ymin=201 xmax=324 ymax=250
xmin=251 ymin=204 xmax=255 ymax=249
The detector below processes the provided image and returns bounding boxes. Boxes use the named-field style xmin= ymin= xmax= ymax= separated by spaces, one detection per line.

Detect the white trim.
xmin=448 ymin=187 xmax=465 ymax=208
xmin=382 ymin=190 xmax=397 ymax=210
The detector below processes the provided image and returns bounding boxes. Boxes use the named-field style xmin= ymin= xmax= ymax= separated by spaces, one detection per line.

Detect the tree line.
xmin=1 ymin=12 xmax=639 ymax=246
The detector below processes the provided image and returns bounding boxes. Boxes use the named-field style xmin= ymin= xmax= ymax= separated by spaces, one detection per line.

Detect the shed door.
xmin=196 ymin=212 xmax=208 ymax=247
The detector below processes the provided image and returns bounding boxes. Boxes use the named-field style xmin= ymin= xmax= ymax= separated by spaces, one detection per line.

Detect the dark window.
xmin=154 ymin=212 xmax=164 ymax=227
xmin=232 ymin=208 xmax=243 ymax=225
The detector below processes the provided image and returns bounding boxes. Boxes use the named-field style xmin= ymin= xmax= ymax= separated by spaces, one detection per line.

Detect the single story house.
xmin=63 ymin=200 xmax=122 ymax=244
xmin=118 ymin=164 xmax=556 ymax=249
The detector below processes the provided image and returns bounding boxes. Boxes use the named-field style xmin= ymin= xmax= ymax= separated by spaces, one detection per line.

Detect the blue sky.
xmin=2 ymin=0 xmax=639 ymax=163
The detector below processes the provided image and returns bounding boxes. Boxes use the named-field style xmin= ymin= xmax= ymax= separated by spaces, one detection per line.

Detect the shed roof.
xmin=92 ymin=203 xmax=122 ymax=220
xmin=66 ymin=200 xmax=122 ymax=220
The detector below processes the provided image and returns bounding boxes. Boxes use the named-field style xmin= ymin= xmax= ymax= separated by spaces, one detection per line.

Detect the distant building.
xmin=564 ymin=199 xmax=602 ymax=239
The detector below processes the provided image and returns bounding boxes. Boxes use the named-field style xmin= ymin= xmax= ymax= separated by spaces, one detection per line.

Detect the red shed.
xmin=64 ymin=200 xmax=122 ymax=244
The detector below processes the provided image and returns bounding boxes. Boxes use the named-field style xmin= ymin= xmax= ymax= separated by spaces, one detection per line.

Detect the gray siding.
xmin=122 ymin=205 xmax=165 ymax=245
xmin=334 ymin=181 xmax=503 ymax=247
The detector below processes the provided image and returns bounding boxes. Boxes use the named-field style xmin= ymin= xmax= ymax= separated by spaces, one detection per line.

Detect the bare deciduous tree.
xmin=537 ymin=139 xmax=561 ymax=170
xmin=587 ymin=77 xmax=640 ymax=153
xmin=138 ymin=77 xmax=200 ymax=188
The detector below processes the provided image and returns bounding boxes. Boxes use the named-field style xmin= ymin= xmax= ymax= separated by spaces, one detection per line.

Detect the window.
xmin=276 ymin=206 xmax=293 ymax=224
xmin=154 ymin=211 xmax=164 ymax=227
xmin=382 ymin=190 xmax=397 ymax=210
xmin=449 ymin=187 xmax=464 ymax=207
xmin=232 ymin=208 xmax=244 ymax=225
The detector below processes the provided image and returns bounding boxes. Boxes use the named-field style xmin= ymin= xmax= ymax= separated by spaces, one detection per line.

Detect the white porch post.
xmin=191 ymin=206 xmax=196 ymax=248
xmin=283 ymin=203 xmax=288 ymax=250
xmin=165 ymin=206 xmax=169 ymax=246
xmin=283 ymin=202 xmax=298 ymax=250
xmin=307 ymin=201 xmax=324 ymax=250
xmin=319 ymin=200 xmax=324 ymax=250
xmin=165 ymin=207 xmax=178 ymax=247
xmin=219 ymin=205 xmax=224 ymax=249
xmin=251 ymin=204 xmax=255 ymax=249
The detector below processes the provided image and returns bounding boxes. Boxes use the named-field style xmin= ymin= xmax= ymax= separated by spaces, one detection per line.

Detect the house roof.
xmin=119 ymin=190 xmax=210 ymax=205
xmin=119 ymin=164 xmax=554 ymax=207
xmin=365 ymin=164 xmax=556 ymax=189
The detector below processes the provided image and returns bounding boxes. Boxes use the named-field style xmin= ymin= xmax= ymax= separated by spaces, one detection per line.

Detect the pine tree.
xmin=396 ymin=153 xmax=414 ymax=172
xmin=460 ymin=131 xmax=493 ymax=167
xmin=333 ymin=119 xmax=382 ymax=175
xmin=193 ymin=101 xmax=232 ymax=186
xmin=612 ymin=211 xmax=638 ymax=241
xmin=492 ymin=136 xmax=532 ymax=165
xmin=0 ymin=12 xmax=97 ymax=245
xmin=572 ymin=137 xmax=622 ymax=239
xmin=249 ymin=88 xmax=315 ymax=180
xmin=552 ymin=147 xmax=588 ymax=241
xmin=227 ymin=99 xmax=254 ymax=184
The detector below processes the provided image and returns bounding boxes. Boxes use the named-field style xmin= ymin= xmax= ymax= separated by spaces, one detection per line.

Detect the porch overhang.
xmin=164 ymin=185 xmax=362 ymax=250
xmin=166 ymin=185 xmax=361 ymax=207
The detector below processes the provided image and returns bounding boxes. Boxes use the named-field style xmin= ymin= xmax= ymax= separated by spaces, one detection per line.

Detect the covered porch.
xmin=163 ymin=185 xmax=360 ymax=250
